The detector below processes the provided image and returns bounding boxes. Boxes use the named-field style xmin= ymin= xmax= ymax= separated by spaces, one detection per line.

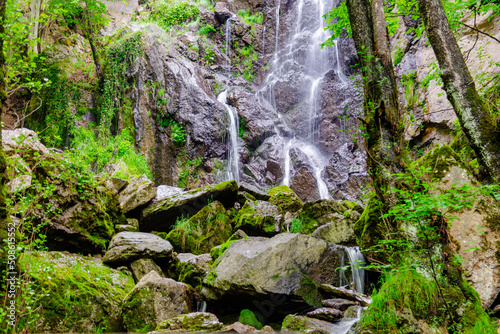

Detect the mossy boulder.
xmin=4 ymin=129 xmax=124 ymax=254
xmin=209 ymin=230 xmax=247 ymax=260
xmin=239 ymin=309 xmax=263 ymax=329
xmin=267 ymin=185 xmax=303 ymax=213
xmin=118 ymin=174 xmax=156 ymax=213
xmin=121 ymin=271 xmax=191 ymax=332
xmin=156 ymin=312 xmax=223 ymax=332
xmin=102 ymin=232 xmax=174 ymax=267
xmin=281 ymin=315 xmax=337 ymax=333
xmin=234 ymin=200 xmax=282 ymax=236
xmin=141 ymin=180 xmax=238 ymax=232
xmin=176 ymin=253 xmax=212 ymax=286
xmin=17 ymin=251 xmax=134 ymax=332
xmin=205 ymin=233 xmax=345 ymax=301
xmin=130 ymin=258 xmax=164 ymax=282
xmin=167 ymin=200 xmax=233 ymax=255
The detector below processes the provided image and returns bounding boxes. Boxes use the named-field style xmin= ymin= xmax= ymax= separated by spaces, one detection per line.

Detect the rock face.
xmin=102 ymin=232 xmax=174 ymax=266
xmin=141 ymin=180 xmax=238 ymax=232
xmin=118 ymin=174 xmax=156 ymax=212
xmin=206 ymin=233 xmax=344 ymax=300
xmin=19 ymin=251 xmax=134 ymax=333
xmin=414 ymin=144 xmax=500 ymax=308
xmin=122 ymin=271 xmax=191 ymax=332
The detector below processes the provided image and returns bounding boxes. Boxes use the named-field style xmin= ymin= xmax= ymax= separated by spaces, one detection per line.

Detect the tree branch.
xmin=457 ymin=21 xmax=500 ymax=44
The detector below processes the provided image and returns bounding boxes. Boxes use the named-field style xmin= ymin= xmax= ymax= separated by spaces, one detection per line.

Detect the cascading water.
xmin=257 ymin=0 xmax=344 ymax=200
xmin=345 ymin=246 xmax=366 ymax=294
xmin=217 ymin=90 xmax=240 ymax=183
xmin=224 ymin=17 xmax=234 ymax=73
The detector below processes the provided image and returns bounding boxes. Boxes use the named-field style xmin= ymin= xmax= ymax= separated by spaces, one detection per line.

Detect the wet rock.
xmin=234 ymin=200 xmax=283 ymax=236
xmin=156 ymin=312 xmax=223 ymax=332
xmin=281 ymin=315 xmax=337 ymax=334
xmin=290 ymin=167 xmax=320 ymax=202
xmin=119 ymin=174 xmax=156 ymax=212
xmin=205 ymin=233 xmax=344 ymax=300
xmin=343 ymin=305 xmax=363 ymax=318
xmin=141 ymin=180 xmax=238 ymax=232
xmin=321 ymin=298 xmax=358 ymax=311
xmin=122 ymin=271 xmax=191 ymax=332
xmin=129 ymin=258 xmax=164 ymax=282
xmin=102 ymin=232 xmax=174 ymax=266
xmin=319 ymin=285 xmax=371 ymax=306
xmin=323 ymin=143 xmax=370 ymax=203
xmin=167 ymin=200 xmax=233 ymax=254
xmin=306 ymin=308 xmax=343 ymax=323
xmin=239 ymin=182 xmax=271 ymax=201
xmin=214 ymin=2 xmax=233 ymax=24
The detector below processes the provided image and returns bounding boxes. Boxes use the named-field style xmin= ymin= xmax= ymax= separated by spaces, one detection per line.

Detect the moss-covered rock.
xmin=209 ymin=230 xmax=247 ymax=260
xmin=156 ymin=312 xmax=223 ymax=332
xmin=234 ymin=200 xmax=282 ymax=236
xmin=17 ymin=251 xmax=134 ymax=332
xmin=4 ymin=130 xmax=124 ymax=254
xmin=356 ymin=269 xmax=495 ymax=333
xmin=167 ymin=200 xmax=233 ymax=255
xmin=267 ymin=185 xmax=303 ymax=213
xmin=175 ymin=253 xmax=212 ymax=286
xmin=141 ymin=180 xmax=238 ymax=232
xmin=238 ymin=309 xmax=263 ymax=329
xmin=121 ymin=271 xmax=191 ymax=332
xmin=281 ymin=315 xmax=337 ymax=333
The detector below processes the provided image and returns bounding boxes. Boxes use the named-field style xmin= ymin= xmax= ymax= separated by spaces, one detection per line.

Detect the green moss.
xmin=210 ymin=238 xmax=236 ymax=260
xmin=239 ymin=309 xmax=263 ymax=329
xmin=281 ymin=315 xmax=308 ymax=332
xmin=234 ymin=200 xmax=277 ymax=236
xmin=353 ymin=196 xmax=385 ymax=260
xmin=16 ymin=251 xmax=134 ymax=332
xmin=156 ymin=312 xmax=223 ymax=332
xmin=297 ymin=199 xmax=360 ymax=234
xmin=413 ymin=143 xmax=471 ymax=180
xmin=295 ymin=276 xmax=322 ymax=308
xmin=122 ymin=288 xmax=154 ymax=333
xmin=167 ymin=201 xmax=233 ymax=254
xmin=267 ymin=185 xmax=303 ymax=213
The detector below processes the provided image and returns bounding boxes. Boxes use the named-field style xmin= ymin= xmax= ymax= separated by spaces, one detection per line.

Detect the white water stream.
xmin=217 ymin=90 xmax=240 ymax=183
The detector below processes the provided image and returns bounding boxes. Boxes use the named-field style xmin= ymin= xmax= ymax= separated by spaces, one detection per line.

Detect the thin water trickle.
xmin=217 ymin=90 xmax=240 ymax=183
xmin=224 ymin=17 xmax=234 ymax=73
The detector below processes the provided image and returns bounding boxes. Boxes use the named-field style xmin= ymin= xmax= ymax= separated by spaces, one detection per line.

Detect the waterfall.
xmin=333 ymin=39 xmax=348 ymax=84
xmin=257 ymin=0 xmax=341 ymax=200
xmin=345 ymin=246 xmax=366 ymax=295
xmin=330 ymin=307 xmax=363 ymax=334
xmin=224 ymin=17 xmax=234 ymax=73
xmin=196 ymin=300 xmax=207 ymax=313
xmin=217 ymin=90 xmax=240 ymax=183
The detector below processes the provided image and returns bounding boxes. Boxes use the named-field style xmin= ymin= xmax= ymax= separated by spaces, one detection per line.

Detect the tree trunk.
xmin=418 ymin=0 xmax=500 ymax=181
xmin=88 ymin=33 xmax=104 ymax=87
xmin=346 ymin=0 xmax=403 ymax=197
xmin=0 ymin=0 xmax=7 ymax=221
xmin=29 ymin=0 xmax=42 ymax=55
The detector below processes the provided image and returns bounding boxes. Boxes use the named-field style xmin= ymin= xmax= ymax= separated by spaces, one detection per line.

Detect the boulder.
xmin=18 ymin=251 xmax=134 ymax=333
xmin=319 ymin=285 xmax=371 ymax=306
xmin=122 ymin=271 xmax=191 ymax=332
xmin=7 ymin=174 xmax=32 ymax=193
xmin=343 ymin=305 xmax=363 ymax=318
xmin=102 ymin=232 xmax=174 ymax=266
xmin=2 ymin=128 xmax=50 ymax=157
xmin=239 ymin=182 xmax=271 ymax=201
xmin=110 ymin=177 xmax=128 ymax=193
xmin=157 ymin=185 xmax=184 ymax=201
xmin=311 ymin=219 xmax=357 ymax=245
xmin=141 ymin=180 xmax=238 ymax=232
xmin=205 ymin=233 xmax=344 ymax=300
xmin=129 ymin=258 xmax=164 ymax=282
xmin=221 ymin=322 xmax=259 ymax=333
xmin=176 ymin=253 xmax=212 ymax=285
xmin=267 ymin=185 xmax=303 ymax=213
xmin=156 ymin=312 xmax=223 ymax=332
xmin=306 ymin=308 xmax=343 ymax=323
xmin=321 ymin=298 xmax=358 ymax=311
xmin=167 ymin=200 xmax=233 ymax=254
xmin=234 ymin=200 xmax=283 ymax=236
xmin=119 ymin=174 xmax=156 ymax=213
xmin=281 ymin=315 xmax=337 ymax=334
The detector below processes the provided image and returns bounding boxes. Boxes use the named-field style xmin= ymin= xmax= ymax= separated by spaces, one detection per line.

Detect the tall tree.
xmin=346 ymin=0 xmax=403 ymax=199
xmin=418 ymin=0 xmax=500 ymax=181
